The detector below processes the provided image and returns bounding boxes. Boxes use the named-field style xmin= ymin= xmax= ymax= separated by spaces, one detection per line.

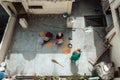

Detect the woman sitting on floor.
xmin=41 ymin=32 xmax=53 ymax=45
xmin=55 ymin=32 xmax=64 ymax=45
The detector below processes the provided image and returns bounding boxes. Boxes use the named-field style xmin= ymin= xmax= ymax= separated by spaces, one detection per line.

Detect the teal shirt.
xmin=70 ymin=52 xmax=81 ymax=61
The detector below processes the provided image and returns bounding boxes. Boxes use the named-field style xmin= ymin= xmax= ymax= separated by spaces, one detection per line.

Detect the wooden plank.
xmin=109 ymin=32 xmax=116 ymax=42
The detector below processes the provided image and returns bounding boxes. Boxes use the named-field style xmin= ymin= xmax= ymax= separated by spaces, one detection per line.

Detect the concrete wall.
xmin=2 ymin=2 xmax=17 ymax=16
xmin=22 ymin=1 xmax=74 ymax=14
xmin=106 ymin=0 xmax=120 ymax=70
xmin=0 ymin=2 xmax=16 ymax=63
xmin=114 ymin=78 xmax=120 ymax=80
xmin=0 ymin=17 xmax=16 ymax=63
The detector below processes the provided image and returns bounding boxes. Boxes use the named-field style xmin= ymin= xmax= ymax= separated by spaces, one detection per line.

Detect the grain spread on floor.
xmin=45 ymin=41 xmax=53 ymax=48
xmin=62 ymin=42 xmax=71 ymax=54
xmin=39 ymin=31 xmax=46 ymax=37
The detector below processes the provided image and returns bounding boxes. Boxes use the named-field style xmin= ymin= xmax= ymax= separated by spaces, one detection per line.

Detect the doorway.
xmin=12 ymin=2 xmax=26 ymax=14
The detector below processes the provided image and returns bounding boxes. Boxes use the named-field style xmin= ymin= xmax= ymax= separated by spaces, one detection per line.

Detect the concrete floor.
xmin=6 ymin=16 xmax=97 ymax=76
xmin=8 ymin=15 xmax=70 ymax=53
xmin=5 ymin=0 xmax=108 ymax=77
xmin=93 ymin=27 xmax=106 ymax=56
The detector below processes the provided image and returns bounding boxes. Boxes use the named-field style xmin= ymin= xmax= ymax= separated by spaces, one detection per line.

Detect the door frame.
xmin=0 ymin=3 xmax=11 ymax=17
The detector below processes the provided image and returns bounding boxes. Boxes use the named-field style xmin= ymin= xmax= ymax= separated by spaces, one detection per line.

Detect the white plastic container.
xmin=19 ymin=18 xmax=28 ymax=29
xmin=67 ymin=17 xmax=74 ymax=28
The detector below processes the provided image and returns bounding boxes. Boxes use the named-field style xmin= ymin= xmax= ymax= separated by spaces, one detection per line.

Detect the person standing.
xmin=70 ymin=48 xmax=81 ymax=62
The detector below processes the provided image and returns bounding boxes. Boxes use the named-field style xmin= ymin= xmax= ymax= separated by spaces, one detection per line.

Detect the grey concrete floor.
xmin=5 ymin=0 xmax=109 ymax=77
xmin=8 ymin=15 xmax=71 ymax=53
xmin=6 ymin=17 xmax=97 ymax=76
xmin=93 ymin=27 xmax=106 ymax=57
xmin=71 ymin=0 xmax=108 ymax=63
xmin=93 ymin=27 xmax=110 ymax=63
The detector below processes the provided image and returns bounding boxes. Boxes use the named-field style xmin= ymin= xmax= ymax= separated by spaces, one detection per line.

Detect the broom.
xmin=51 ymin=59 xmax=64 ymax=67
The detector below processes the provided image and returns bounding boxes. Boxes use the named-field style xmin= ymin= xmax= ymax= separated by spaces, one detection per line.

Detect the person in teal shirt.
xmin=70 ymin=48 xmax=81 ymax=62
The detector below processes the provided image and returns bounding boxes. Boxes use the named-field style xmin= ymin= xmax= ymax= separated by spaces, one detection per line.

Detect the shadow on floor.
xmin=71 ymin=0 xmax=103 ymax=16
xmin=70 ymin=61 xmax=79 ymax=74
xmin=93 ymin=27 xmax=107 ymax=57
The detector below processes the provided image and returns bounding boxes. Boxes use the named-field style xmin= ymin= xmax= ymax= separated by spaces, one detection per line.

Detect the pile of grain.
xmin=62 ymin=43 xmax=71 ymax=54
xmin=45 ymin=41 xmax=53 ymax=48
xmin=39 ymin=31 xmax=46 ymax=37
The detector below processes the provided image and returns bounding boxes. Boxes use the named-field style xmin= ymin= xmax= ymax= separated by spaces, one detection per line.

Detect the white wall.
xmin=22 ymin=1 xmax=74 ymax=14
xmin=106 ymin=0 xmax=120 ymax=70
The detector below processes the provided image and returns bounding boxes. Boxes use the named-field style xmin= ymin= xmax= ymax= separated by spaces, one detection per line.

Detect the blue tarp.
xmin=0 ymin=71 xmax=4 ymax=79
